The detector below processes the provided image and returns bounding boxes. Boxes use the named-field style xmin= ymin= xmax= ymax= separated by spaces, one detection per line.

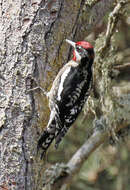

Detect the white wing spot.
xmin=47 ymin=110 xmax=55 ymax=129
xmin=71 ymin=109 xmax=76 ymax=115
xmin=57 ymin=67 xmax=71 ymax=101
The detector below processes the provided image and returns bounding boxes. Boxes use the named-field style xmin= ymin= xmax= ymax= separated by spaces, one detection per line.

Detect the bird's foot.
xmin=28 ymin=86 xmax=48 ymax=96
xmin=55 ymin=143 xmax=59 ymax=149
xmin=55 ymin=135 xmax=62 ymax=149
xmin=26 ymin=76 xmax=48 ymax=96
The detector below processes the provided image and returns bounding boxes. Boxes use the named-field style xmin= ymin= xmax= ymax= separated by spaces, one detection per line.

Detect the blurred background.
xmin=45 ymin=3 xmax=130 ymax=190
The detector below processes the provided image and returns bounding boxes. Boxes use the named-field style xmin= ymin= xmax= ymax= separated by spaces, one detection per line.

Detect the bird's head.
xmin=66 ymin=39 xmax=94 ymax=62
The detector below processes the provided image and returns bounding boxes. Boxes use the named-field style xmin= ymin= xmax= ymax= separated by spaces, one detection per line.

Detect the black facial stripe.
xmin=76 ymin=45 xmax=82 ymax=51
xmin=76 ymin=46 xmax=88 ymax=58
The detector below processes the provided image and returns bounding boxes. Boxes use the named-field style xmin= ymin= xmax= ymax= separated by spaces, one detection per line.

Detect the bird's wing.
xmin=48 ymin=60 xmax=79 ymax=105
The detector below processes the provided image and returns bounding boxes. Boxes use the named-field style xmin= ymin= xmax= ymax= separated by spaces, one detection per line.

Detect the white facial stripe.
xmin=75 ymin=49 xmax=81 ymax=61
xmin=57 ymin=67 xmax=71 ymax=101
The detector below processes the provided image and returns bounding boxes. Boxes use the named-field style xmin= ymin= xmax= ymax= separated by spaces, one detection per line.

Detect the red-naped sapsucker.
xmin=38 ymin=39 xmax=95 ymax=158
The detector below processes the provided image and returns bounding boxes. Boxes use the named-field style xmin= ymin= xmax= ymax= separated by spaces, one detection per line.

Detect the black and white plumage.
xmin=38 ymin=39 xmax=95 ymax=158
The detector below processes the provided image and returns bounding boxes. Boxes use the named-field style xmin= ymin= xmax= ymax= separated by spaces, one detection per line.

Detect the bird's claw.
xmin=26 ymin=75 xmax=48 ymax=96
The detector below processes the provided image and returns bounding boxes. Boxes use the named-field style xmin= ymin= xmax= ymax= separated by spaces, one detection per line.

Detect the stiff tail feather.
xmin=37 ymin=119 xmax=56 ymax=159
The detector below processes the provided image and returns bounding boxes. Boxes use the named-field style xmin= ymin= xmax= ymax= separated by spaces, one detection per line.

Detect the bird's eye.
xmin=76 ymin=46 xmax=82 ymax=52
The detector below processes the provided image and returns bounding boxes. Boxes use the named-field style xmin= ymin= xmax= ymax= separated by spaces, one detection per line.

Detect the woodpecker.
xmin=38 ymin=39 xmax=95 ymax=158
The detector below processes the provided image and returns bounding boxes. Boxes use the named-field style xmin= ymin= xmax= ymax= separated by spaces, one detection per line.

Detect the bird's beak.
xmin=66 ymin=39 xmax=76 ymax=48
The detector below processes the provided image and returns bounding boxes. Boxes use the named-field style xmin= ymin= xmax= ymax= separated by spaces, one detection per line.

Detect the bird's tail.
xmin=55 ymin=117 xmax=76 ymax=148
xmin=37 ymin=118 xmax=56 ymax=159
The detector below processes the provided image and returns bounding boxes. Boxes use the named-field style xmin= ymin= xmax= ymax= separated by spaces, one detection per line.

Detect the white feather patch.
xmin=47 ymin=110 xmax=55 ymax=129
xmin=57 ymin=67 xmax=71 ymax=101
xmin=75 ymin=49 xmax=81 ymax=61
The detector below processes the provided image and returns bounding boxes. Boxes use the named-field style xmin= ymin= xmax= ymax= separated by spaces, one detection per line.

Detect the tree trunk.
xmin=0 ymin=0 xmax=91 ymax=189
